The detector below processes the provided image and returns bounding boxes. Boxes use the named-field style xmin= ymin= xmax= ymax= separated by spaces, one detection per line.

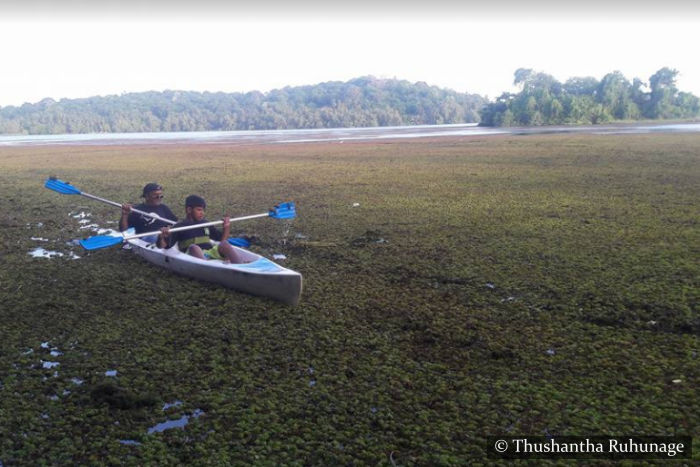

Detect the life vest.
xmin=176 ymin=227 xmax=212 ymax=252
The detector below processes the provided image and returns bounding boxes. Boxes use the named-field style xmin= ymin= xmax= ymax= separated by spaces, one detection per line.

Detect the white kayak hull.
xmin=127 ymin=238 xmax=302 ymax=305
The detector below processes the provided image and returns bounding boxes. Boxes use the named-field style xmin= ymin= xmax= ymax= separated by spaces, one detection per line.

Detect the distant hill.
xmin=0 ymin=76 xmax=487 ymax=135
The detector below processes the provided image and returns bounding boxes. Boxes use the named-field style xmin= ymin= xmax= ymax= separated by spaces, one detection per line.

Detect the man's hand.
xmin=222 ymin=216 xmax=231 ymax=240
xmin=158 ymin=226 xmax=170 ymax=248
xmin=121 ymin=203 xmax=132 ymax=217
xmin=119 ymin=203 xmax=133 ymax=231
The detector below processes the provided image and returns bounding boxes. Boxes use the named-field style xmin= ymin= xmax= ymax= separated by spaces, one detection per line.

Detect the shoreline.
xmin=1 ymin=121 xmax=700 ymax=147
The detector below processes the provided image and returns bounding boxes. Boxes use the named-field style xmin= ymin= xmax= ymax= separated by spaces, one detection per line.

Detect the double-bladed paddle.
xmin=79 ymin=202 xmax=296 ymax=251
xmin=44 ymin=177 xmax=177 ymax=225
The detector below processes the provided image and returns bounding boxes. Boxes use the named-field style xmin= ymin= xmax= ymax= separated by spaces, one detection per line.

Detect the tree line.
xmin=2 ymin=70 xmax=697 ymax=135
xmin=0 ymin=77 xmax=486 ymax=135
xmin=480 ymin=67 xmax=700 ymax=127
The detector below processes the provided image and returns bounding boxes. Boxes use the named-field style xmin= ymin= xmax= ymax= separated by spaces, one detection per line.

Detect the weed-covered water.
xmin=0 ymin=134 xmax=697 ymax=464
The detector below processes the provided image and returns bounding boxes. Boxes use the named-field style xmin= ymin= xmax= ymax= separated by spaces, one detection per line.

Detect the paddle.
xmin=46 ymin=177 xmax=255 ymax=247
xmin=44 ymin=177 xmax=177 ymax=225
xmin=228 ymin=237 xmax=251 ymax=248
xmin=80 ymin=202 xmax=296 ymax=251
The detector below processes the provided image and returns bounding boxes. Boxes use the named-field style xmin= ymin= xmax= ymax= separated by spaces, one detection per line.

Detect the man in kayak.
xmin=157 ymin=194 xmax=244 ymax=263
xmin=120 ymin=182 xmax=178 ymax=242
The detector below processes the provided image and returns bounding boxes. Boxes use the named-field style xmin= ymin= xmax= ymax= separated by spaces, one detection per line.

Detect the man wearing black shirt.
xmin=119 ymin=183 xmax=178 ymax=238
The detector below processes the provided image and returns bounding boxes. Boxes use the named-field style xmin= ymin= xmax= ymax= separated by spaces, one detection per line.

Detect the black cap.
xmin=185 ymin=195 xmax=206 ymax=208
xmin=142 ymin=183 xmax=163 ymax=197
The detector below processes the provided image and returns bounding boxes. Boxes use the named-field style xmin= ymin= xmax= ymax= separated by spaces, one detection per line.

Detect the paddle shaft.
xmin=80 ymin=192 xmax=176 ymax=225
xmin=124 ymin=212 xmax=270 ymax=241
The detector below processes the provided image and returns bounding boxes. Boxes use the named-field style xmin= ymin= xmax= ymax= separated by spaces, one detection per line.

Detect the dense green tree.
xmin=480 ymin=67 xmax=699 ymax=126
xmin=647 ymin=67 xmax=679 ymax=118
xmin=629 ymin=78 xmax=649 ymax=111
xmin=563 ymin=76 xmax=599 ymax=96
xmin=675 ymin=92 xmax=700 ymax=118
xmin=597 ymin=71 xmax=634 ymax=119
xmin=0 ymin=77 xmax=487 ymax=135
xmin=479 ymin=93 xmax=512 ymax=127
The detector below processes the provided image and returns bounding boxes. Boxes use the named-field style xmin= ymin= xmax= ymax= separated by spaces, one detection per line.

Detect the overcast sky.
xmin=1 ymin=1 xmax=699 ymax=107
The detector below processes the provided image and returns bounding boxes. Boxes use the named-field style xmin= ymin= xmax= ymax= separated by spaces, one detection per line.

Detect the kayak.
xmin=44 ymin=178 xmax=301 ymax=304
xmin=127 ymin=237 xmax=303 ymax=306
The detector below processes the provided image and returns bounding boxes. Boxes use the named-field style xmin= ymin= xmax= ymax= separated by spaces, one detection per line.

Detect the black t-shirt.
xmin=168 ymin=219 xmax=223 ymax=251
xmin=124 ymin=204 xmax=178 ymax=233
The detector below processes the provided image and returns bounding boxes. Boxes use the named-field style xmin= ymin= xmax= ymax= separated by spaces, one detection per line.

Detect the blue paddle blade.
xmin=44 ymin=178 xmax=82 ymax=195
xmin=79 ymin=235 xmax=124 ymax=251
xmin=228 ymin=237 xmax=251 ymax=248
xmin=269 ymin=202 xmax=296 ymax=219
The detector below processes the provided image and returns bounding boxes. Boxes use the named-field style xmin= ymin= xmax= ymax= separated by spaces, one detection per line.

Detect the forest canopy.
xmin=479 ymin=67 xmax=700 ymax=126
xmin=1 ymin=69 xmax=697 ymax=135
xmin=0 ymin=77 xmax=486 ymax=135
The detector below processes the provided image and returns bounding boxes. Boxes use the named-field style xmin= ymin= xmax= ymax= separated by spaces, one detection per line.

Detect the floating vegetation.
xmin=89 ymin=382 xmax=159 ymax=410
xmin=0 ymin=133 xmax=697 ymax=463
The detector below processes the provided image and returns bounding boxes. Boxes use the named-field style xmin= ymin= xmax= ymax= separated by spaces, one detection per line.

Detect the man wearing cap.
xmin=158 ymin=194 xmax=243 ymax=263
xmin=119 ymin=183 xmax=178 ymax=238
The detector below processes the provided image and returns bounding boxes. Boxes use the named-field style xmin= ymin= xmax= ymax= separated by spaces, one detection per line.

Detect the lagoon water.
xmin=1 ymin=122 xmax=699 ymax=146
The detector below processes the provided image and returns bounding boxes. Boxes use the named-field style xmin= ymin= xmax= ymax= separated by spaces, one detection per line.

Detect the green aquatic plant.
xmin=0 ymin=134 xmax=697 ymax=463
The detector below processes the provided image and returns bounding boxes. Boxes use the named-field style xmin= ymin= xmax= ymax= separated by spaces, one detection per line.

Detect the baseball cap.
xmin=142 ymin=183 xmax=163 ymax=197
xmin=185 ymin=195 xmax=206 ymax=208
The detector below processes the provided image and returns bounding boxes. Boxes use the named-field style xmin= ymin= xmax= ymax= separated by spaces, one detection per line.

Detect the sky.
xmin=1 ymin=1 xmax=699 ymax=107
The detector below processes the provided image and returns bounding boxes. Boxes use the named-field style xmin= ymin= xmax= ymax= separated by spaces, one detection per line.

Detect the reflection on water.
xmin=1 ymin=122 xmax=698 ymax=146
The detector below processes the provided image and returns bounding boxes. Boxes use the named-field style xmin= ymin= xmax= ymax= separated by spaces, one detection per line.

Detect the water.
xmin=162 ymin=400 xmax=183 ymax=410
xmin=147 ymin=409 xmax=204 ymax=434
xmin=2 ymin=122 xmax=698 ymax=147
xmin=119 ymin=439 xmax=142 ymax=446
xmin=28 ymin=247 xmax=80 ymax=260
xmin=29 ymin=247 xmax=64 ymax=259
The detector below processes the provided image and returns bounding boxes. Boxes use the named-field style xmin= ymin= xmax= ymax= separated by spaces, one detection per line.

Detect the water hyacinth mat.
xmin=0 ymin=134 xmax=697 ymax=464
